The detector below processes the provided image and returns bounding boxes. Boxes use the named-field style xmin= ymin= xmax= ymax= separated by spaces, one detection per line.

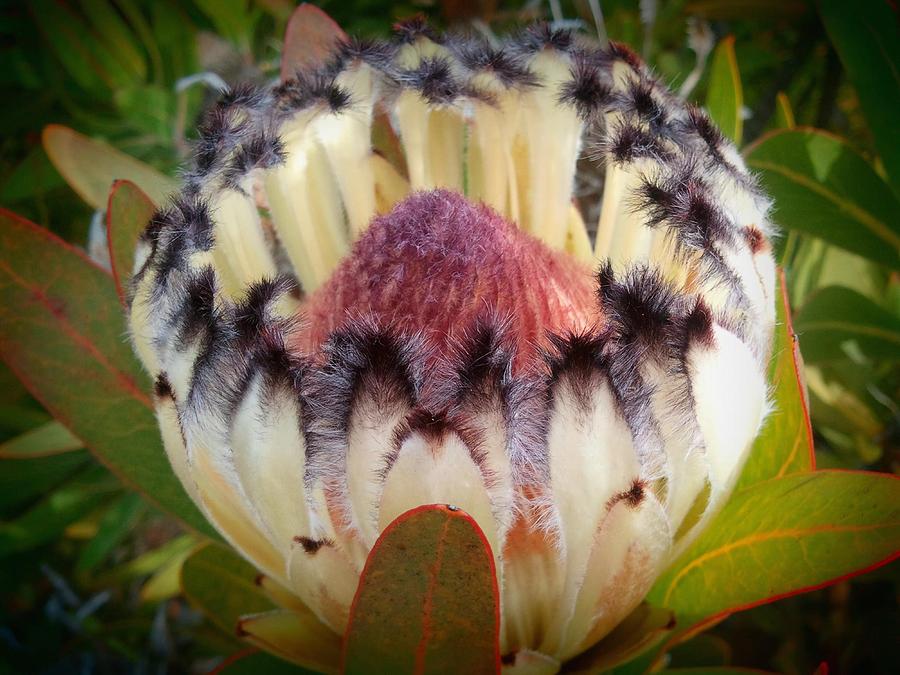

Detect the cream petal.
xmin=542 ymin=376 xmax=641 ymax=655
xmin=231 ymin=375 xmax=310 ymax=554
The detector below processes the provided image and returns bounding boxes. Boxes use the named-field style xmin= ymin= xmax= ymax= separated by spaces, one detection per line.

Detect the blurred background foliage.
xmin=0 ymin=0 xmax=897 ymax=673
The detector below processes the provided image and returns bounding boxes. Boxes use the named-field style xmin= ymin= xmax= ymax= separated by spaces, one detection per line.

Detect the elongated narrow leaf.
xmin=79 ymin=0 xmax=147 ymax=82
xmin=238 ymin=610 xmax=341 ymax=673
xmin=43 ymin=125 xmax=176 ymax=209
xmin=736 ymin=271 xmax=813 ymax=489
xmin=819 ymin=0 xmax=900 ymax=199
xmin=141 ymin=543 xmax=195 ymax=603
xmin=794 ymin=285 xmax=900 ymax=363
xmin=0 ymin=209 xmax=215 ymax=537
xmin=280 ymin=3 xmax=345 ymax=80
xmin=76 ymin=492 xmax=144 ymax=571
xmin=774 ymin=92 xmax=794 ymax=130
xmin=107 ymin=180 xmax=155 ymax=303
xmin=648 ymin=471 xmax=900 ymax=628
xmin=182 ymin=543 xmax=277 ymax=634
xmin=705 ymin=36 xmax=743 ymax=145
xmin=343 ymin=504 xmax=500 ymax=675
xmin=744 ymin=128 xmax=900 ymax=269
xmin=0 ymin=420 xmax=82 ymax=459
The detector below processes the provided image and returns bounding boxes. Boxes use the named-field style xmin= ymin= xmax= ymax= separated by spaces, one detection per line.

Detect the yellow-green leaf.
xmin=736 ymin=272 xmax=813 ymax=489
xmin=705 ymin=36 xmax=743 ymax=145
xmin=42 ymin=125 xmax=176 ymax=209
xmin=648 ymin=471 xmax=900 ymax=628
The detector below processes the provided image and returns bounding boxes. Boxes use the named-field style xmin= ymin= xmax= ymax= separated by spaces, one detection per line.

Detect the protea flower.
xmin=127 ymin=17 xmax=775 ymax=672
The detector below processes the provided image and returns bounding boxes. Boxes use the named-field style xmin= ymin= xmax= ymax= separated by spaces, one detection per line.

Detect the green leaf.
xmin=42 ymin=125 xmax=176 ymax=209
xmin=0 ymin=144 xmax=65 ymax=204
xmin=343 ymin=504 xmax=500 ymax=675
xmin=736 ymin=272 xmax=813 ymax=489
xmin=27 ymin=0 xmax=110 ymax=92
xmin=705 ymin=36 xmax=743 ymax=145
xmin=193 ymin=0 xmax=257 ymax=50
xmin=76 ymin=492 xmax=145 ymax=572
xmin=744 ymin=128 xmax=900 ymax=269
xmin=647 ymin=471 xmax=900 ymax=628
xmin=181 ymin=542 xmax=276 ymax=635
xmin=0 ymin=208 xmax=215 ymax=537
xmin=78 ymin=0 xmax=148 ymax=83
xmin=107 ymin=180 xmax=156 ymax=303
xmin=0 ymin=421 xmax=82 ymax=459
xmin=0 ymin=465 xmax=117 ymax=558
xmin=0 ymin=451 xmax=89 ymax=515
xmin=793 ymin=285 xmax=900 ymax=363
xmin=100 ymin=534 xmax=195 ymax=582
xmin=29 ymin=0 xmax=140 ymax=92
xmin=773 ymin=92 xmax=794 ymax=130
xmin=819 ymin=0 xmax=900 ymax=199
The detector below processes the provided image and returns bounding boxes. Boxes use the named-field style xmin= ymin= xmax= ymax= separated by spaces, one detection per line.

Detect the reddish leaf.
xmin=0 ymin=208 xmax=214 ymax=538
xmin=107 ymin=180 xmax=156 ymax=304
xmin=342 ymin=504 xmax=500 ymax=675
xmin=280 ymin=4 xmax=346 ymax=81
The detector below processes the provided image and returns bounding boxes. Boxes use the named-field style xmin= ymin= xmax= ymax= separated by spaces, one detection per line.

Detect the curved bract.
xmin=126 ymin=18 xmax=776 ymax=670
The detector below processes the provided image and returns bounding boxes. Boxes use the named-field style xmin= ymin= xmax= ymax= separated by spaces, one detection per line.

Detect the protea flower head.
xmin=127 ymin=17 xmax=775 ymax=671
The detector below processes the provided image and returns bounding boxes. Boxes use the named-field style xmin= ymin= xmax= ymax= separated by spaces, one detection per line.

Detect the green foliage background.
xmin=0 ymin=1 xmax=897 ymax=673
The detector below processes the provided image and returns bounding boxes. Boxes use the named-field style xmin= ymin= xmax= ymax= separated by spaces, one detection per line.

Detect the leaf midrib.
xmin=661 ymin=520 xmax=898 ymax=606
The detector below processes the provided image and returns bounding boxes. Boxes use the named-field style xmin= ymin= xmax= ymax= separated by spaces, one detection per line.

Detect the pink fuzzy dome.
xmin=300 ymin=189 xmax=598 ymax=373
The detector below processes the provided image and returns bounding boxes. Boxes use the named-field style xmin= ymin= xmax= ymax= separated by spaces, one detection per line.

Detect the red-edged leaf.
xmin=646 ymin=470 xmax=900 ymax=659
xmin=280 ymin=4 xmax=346 ymax=81
xmin=342 ymin=504 xmax=501 ymax=675
xmin=0 ymin=208 xmax=215 ymax=538
xmin=736 ymin=270 xmax=814 ymax=490
xmin=107 ymin=180 xmax=155 ymax=304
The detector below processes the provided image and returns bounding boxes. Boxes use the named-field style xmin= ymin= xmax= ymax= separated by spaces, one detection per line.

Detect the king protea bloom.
xmin=127 ymin=19 xmax=775 ymax=671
